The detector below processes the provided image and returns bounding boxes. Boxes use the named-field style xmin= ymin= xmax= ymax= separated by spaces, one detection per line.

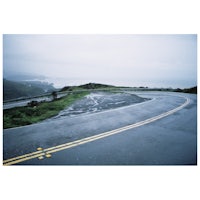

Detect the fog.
xmin=3 ymin=34 xmax=197 ymax=88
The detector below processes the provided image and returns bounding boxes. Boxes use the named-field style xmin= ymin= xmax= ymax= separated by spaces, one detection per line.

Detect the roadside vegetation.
xmin=173 ymin=86 xmax=197 ymax=94
xmin=3 ymin=91 xmax=89 ymax=129
xmin=60 ymin=82 xmax=118 ymax=92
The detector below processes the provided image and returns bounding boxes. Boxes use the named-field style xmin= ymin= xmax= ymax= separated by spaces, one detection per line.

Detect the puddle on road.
xmin=51 ymin=92 xmax=150 ymax=120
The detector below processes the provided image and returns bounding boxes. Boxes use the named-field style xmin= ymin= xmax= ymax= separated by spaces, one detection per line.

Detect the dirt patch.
xmin=51 ymin=92 xmax=150 ymax=119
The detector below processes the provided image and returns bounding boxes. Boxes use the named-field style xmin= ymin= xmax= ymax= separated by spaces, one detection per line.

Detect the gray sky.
xmin=3 ymin=34 xmax=197 ymax=88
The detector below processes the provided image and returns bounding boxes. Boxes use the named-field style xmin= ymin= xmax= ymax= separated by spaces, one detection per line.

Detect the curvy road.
xmin=3 ymin=91 xmax=197 ymax=165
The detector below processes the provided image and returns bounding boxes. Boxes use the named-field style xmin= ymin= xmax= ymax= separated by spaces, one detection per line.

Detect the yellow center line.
xmin=3 ymin=150 xmax=43 ymax=164
xmin=3 ymin=152 xmax=45 ymax=166
xmin=3 ymin=96 xmax=190 ymax=166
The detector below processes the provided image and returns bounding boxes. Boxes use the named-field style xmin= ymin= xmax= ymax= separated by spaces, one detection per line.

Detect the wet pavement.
xmin=52 ymin=92 xmax=150 ymax=119
xmin=3 ymin=92 xmax=197 ymax=165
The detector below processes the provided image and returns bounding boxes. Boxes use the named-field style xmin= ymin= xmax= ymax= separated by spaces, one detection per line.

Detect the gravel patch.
xmin=52 ymin=92 xmax=150 ymax=119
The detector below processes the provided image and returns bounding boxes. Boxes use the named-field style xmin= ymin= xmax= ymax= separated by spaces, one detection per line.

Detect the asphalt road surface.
xmin=3 ymin=91 xmax=197 ymax=165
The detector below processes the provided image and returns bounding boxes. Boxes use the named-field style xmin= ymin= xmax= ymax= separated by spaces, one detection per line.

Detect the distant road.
xmin=3 ymin=92 xmax=197 ymax=165
xmin=3 ymin=93 xmax=67 ymax=109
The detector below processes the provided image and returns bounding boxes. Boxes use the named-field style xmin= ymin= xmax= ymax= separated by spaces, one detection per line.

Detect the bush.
xmin=27 ymin=100 xmax=40 ymax=107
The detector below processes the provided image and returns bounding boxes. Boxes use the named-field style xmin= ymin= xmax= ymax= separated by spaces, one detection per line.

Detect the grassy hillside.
xmin=4 ymin=91 xmax=89 ymax=129
xmin=60 ymin=82 xmax=115 ymax=92
xmin=79 ymin=83 xmax=114 ymax=89
xmin=174 ymin=86 xmax=197 ymax=94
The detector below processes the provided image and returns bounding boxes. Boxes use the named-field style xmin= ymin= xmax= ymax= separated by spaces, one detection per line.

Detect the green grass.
xmin=3 ymin=91 xmax=89 ymax=129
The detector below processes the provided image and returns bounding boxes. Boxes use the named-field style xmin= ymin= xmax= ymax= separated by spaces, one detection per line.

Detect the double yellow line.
xmin=3 ymin=96 xmax=190 ymax=166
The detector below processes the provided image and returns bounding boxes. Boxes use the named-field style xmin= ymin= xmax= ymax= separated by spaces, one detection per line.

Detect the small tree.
xmin=52 ymin=91 xmax=57 ymax=100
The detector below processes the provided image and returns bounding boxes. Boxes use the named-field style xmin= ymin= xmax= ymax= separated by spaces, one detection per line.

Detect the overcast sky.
xmin=3 ymin=34 xmax=197 ymax=88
